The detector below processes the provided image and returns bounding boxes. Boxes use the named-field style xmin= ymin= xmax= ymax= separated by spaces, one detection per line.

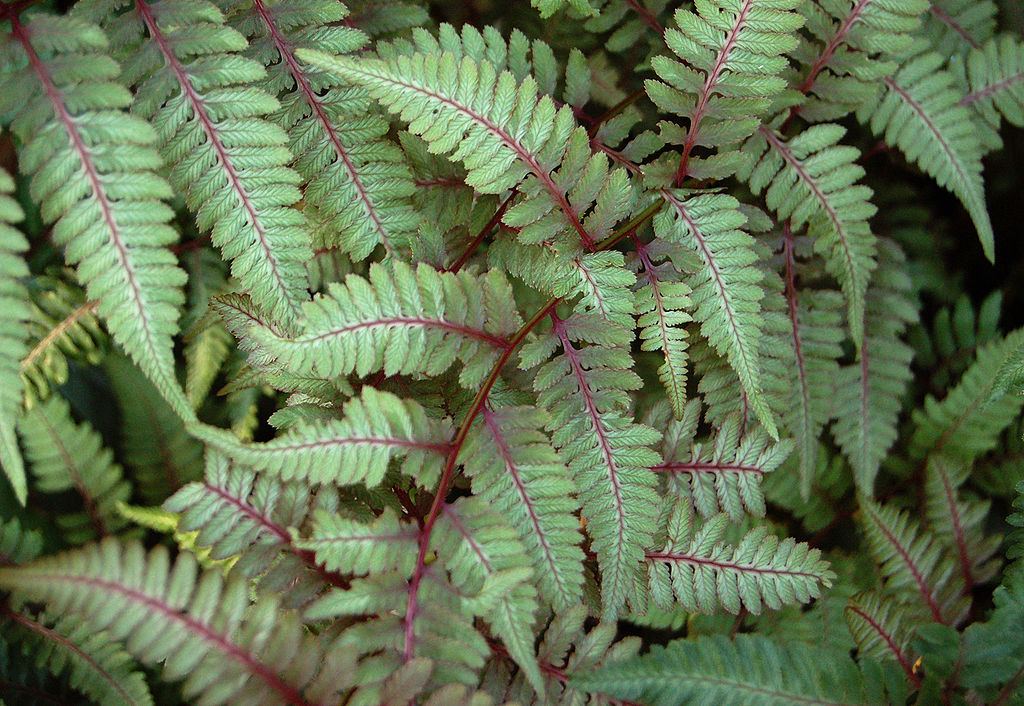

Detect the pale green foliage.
xmin=1 ymin=0 xmax=1022 ymax=703
xmin=645 ymin=0 xmax=804 ymax=182
xmin=569 ymin=634 xmax=897 ymax=705
xmin=0 ymin=12 xmax=190 ymax=416
xmin=656 ymin=191 xmax=776 ymax=435
xmin=222 ymin=0 xmax=418 ymax=260
xmin=657 ymin=403 xmax=794 ymax=522
xmin=857 ymin=41 xmax=994 ymax=260
xmin=80 ymin=0 xmax=314 ymax=324
xmin=741 ymin=124 xmax=876 ymax=346
xmin=196 ymin=387 xmax=452 ymax=486
xmin=910 ymin=327 xmax=1024 ymax=463
xmin=457 ymin=404 xmax=585 ymax=611
xmin=8 ymin=612 xmax=154 ymax=706
xmin=252 ymin=261 xmax=521 ymax=387
xmin=526 ymin=313 xmax=661 ymax=620
xmin=859 ymin=498 xmax=968 ymax=625
xmin=0 ymin=167 xmax=29 ymax=503
xmin=645 ymin=503 xmax=834 ymax=615
xmin=0 ymin=538 xmax=356 ymax=705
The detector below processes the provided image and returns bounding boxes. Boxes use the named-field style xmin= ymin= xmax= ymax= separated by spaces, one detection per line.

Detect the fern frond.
xmin=6 ymin=609 xmax=154 ymax=706
xmin=17 ymin=395 xmax=130 ymax=542
xmin=924 ymin=0 xmax=997 ymax=55
xmin=457 ymin=403 xmax=585 ymax=612
xmin=857 ymin=41 xmax=994 ymax=260
xmin=645 ymin=503 xmax=834 ymax=615
xmin=793 ymin=0 xmax=928 ymax=122
xmin=530 ymin=0 xmax=597 ymax=19
xmin=296 ymin=507 xmax=419 ymax=576
xmin=0 ymin=12 xmax=190 ymax=416
xmin=1009 ymin=480 xmax=1024 ymax=561
xmin=831 ymin=240 xmax=917 ymax=493
xmin=196 ymin=387 xmax=452 ymax=487
xmin=253 ymin=262 xmax=521 ymax=388
xmin=0 ymin=167 xmax=29 ymax=504
xmin=657 ymin=404 xmax=794 ymax=522
xmin=762 ymin=280 xmax=845 ymax=495
xmin=951 ymin=567 xmax=1024 ymax=698
xmin=0 ymin=517 xmax=43 ymax=566
xmin=223 ymin=0 xmax=417 ymax=260
xmin=859 ymin=498 xmax=967 ymax=625
xmin=20 ymin=275 xmax=104 ymax=408
xmin=0 ymin=538 xmax=354 ymax=705
xmin=844 ymin=591 xmax=918 ymax=682
xmin=910 ymin=327 xmax=1024 ymax=464
xmin=529 ymin=313 xmax=661 ymax=619
xmin=569 ymin=633 xmax=888 ymax=705
xmin=298 ymin=48 xmax=634 ymax=254
xmin=656 ymin=191 xmax=775 ymax=435
xmin=924 ymin=455 xmax=1001 ymax=587
xmin=433 ymin=497 xmax=543 ymax=696
xmin=955 ymin=36 xmax=1024 ymax=142
xmin=741 ymin=124 xmax=876 ymax=345
xmin=645 ymin=0 xmax=804 ymax=183
xmin=632 ymin=237 xmax=692 ymax=418
xmin=104 ymin=355 xmax=203 ymax=503
xmin=80 ymin=0 xmax=314 ymax=324
xmin=164 ymin=451 xmax=342 ymax=600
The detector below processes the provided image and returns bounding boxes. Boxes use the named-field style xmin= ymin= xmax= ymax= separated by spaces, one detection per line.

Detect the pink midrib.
xmin=483 ymin=407 xmax=572 ymax=602
xmin=556 ymin=328 xmax=630 ymax=581
xmin=22 ymin=572 xmax=316 ymax=706
xmin=636 ymin=244 xmax=684 ymax=395
xmin=299 ymin=316 xmax=511 ymax=350
xmin=662 ymin=191 xmax=756 ymax=377
xmin=136 ymin=1 xmax=301 ymax=320
xmin=351 ymin=62 xmax=595 ymax=250
xmin=252 ymin=0 xmax=395 ymax=256
xmin=674 ymin=0 xmax=754 ymax=184
xmin=645 ymin=551 xmax=820 ymax=580
xmin=14 ymin=19 xmax=160 ymax=365
xmin=865 ymin=504 xmax=945 ymax=623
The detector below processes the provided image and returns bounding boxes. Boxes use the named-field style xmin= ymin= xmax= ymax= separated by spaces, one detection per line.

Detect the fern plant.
xmin=1 ymin=0 xmax=1024 ymax=703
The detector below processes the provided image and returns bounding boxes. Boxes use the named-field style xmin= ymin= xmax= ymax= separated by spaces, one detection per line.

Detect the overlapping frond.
xmin=432 ymin=498 xmax=543 ymax=695
xmin=924 ymin=0 xmax=997 ymax=55
xmin=457 ymin=404 xmax=585 ymax=611
xmin=0 ymin=168 xmax=29 ymax=503
xmin=569 ymin=634 xmax=889 ymax=705
xmin=7 ymin=610 xmax=154 ymax=706
xmin=859 ymin=498 xmax=967 ymax=625
xmin=657 ymin=403 xmax=794 ymax=522
xmin=645 ymin=0 xmax=804 ymax=183
xmin=527 ymin=314 xmax=661 ymax=619
xmin=956 ymin=36 xmax=1024 ymax=135
xmin=857 ymin=41 xmax=994 ymax=259
xmin=923 ymin=455 xmax=1001 ymax=587
xmin=104 ymin=355 xmax=203 ymax=503
xmin=655 ymin=191 xmax=775 ymax=435
xmin=223 ymin=0 xmax=417 ymax=260
xmin=741 ymin=124 xmax=876 ymax=345
xmin=632 ymin=238 xmax=692 ymax=418
xmin=0 ymin=538 xmax=355 ymax=705
xmin=164 ymin=451 xmax=335 ymax=602
xmin=196 ymin=387 xmax=452 ymax=487
xmin=844 ymin=591 xmax=917 ymax=678
xmin=79 ymin=0 xmax=313 ymax=324
xmin=910 ymin=327 xmax=1024 ymax=464
xmin=645 ymin=503 xmax=834 ymax=615
xmin=17 ymin=395 xmax=130 ymax=542
xmin=296 ymin=506 xmax=419 ymax=576
xmin=0 ymin=12 xmax=190 ymax=416
xmin=793 ymin=0 xmax=929 ymax=121
xmin=20 ymin=276 xmax=104 ymax=409
xmin=252 ymin=262 xmax=520 ymax=388
xmin=0 ymin=516 xmax=43 ymax=566
xmin=298 ymin=47 xmax=634 ymax=255
xmin=831 ymin=240 xmax=917 ymax=493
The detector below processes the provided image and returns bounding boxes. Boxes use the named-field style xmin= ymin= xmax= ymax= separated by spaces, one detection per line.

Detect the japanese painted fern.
xmin=1 ymin=0 xmax=1023 ymax=704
